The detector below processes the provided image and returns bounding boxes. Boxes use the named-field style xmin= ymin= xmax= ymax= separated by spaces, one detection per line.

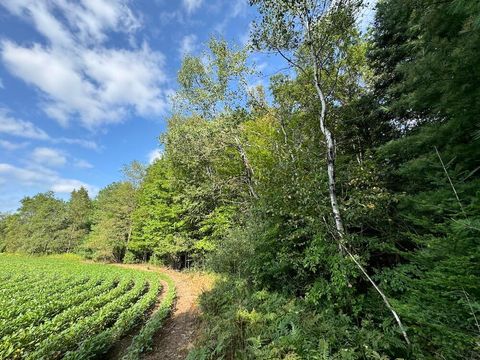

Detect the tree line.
xmin=1 ymin=0 xmax=479 ymax=358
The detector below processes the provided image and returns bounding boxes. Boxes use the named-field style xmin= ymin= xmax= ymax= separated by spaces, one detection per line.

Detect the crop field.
xmin=0 ymin=254 xmax=175 ymax=360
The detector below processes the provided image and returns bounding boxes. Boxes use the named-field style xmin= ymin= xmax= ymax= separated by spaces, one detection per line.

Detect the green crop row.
xmin=63 ymin=279 xmax=163 ymax=359
xmin=0 ymin=277 xmax=105 ymax=338
xmin=0 ymin=255 xmax=173 ymax=359
xmin=122 ymin=273 xmax=177 ymax=360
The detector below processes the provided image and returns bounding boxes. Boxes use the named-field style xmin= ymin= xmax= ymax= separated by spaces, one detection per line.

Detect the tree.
xmin=129 ymin=158 xmax=188 ymax=265
xmin=130 ymin=38 xmax=262 ymax=267
xmin=0 ymin=213 xmax=9 ymax=252
xmin=8 ymin=192 xmax=69 ymax=254
xmin=175 ymin=38 xmax=252 ymax=118
xmin=122 ymin=160 xmax=147 ymax=189
xmin=368 ymin=0 xmax=480 ymax=355
xmin=175 ymin=38 xmax=258 ymax=198
xmin=65 ymin=187 xmax=92 ymax=252
xmin=84 ymin=182 xmax=136 ymax=262
xmin=251 ymin=0 xmax=361 ymax=243
xmin=250 ymin=0 xmax=410 ymax=344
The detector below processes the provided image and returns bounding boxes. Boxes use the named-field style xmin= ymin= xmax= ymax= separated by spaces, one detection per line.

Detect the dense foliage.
xmin=1 ymin=0 xmax=478 ymax=358
xmin=83 ymin=181 xmax=137 ymax=262
xmin=0 ymin=189 xmax=91 ymax=254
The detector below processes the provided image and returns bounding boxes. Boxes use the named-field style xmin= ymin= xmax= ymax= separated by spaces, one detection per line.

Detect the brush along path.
xmin=115 ymin=264 xmax=214 ymax=360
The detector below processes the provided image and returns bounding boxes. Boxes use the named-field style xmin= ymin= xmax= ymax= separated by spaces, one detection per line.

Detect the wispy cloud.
xmin=0 ymin=108 xmax=99 ymax=150
xmin=30 ymin=147 xmax=94 ymax=170
xmin=148 ymin=149 xmax=163 ymax=164
xmin=0 ymin=109 xmax=49 ymax=140
xmin=1 ymin=0 xmax=140 ymax=46
xmin=53 ymin=138 xmax=99 ymax=151
xmin=74 ymin=159 xmax=94 ymax=169
xmin=31 ymin=147 xmax=67 ymax=167
xmin=179 ymin=34 xmax=198 ymax=58
xmin=0 ymin=163 xmax=96 ymax=195
xmin=0 ymin=139 xmax=29 ymax=151
xmin=215 ymin=0 xmax=249 ymax=35
xmin=232 ymin=0 xmax=248 ymax=17
xmin=240 ymin=22 xmax=253 ymax=45
xmin=183 ymin=0 xmax=203 ymax=14
xmin=0 ymin=0 xmax=170 ymax=129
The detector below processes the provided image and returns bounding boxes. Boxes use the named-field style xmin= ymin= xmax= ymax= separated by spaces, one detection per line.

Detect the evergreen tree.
xmin=129 ymin=158 xmax=187 ymax=265
xmin=84 ymin=182 xmax=136 ymax=262
xmin=65 ymin=187 xmax=92 ymax=252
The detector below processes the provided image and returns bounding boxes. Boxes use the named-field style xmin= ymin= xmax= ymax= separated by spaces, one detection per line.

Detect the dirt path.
xmin=116 ymin=264 xmax=214 ymax=360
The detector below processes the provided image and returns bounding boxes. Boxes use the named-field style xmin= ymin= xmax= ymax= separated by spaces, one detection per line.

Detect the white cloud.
xmin=1 ymin=41 xmax=107 ymax=127
xmin=0 ymin=162 xmax=96 ymax=194
xmin=54 ymin=138 xmax=99 ymax=150
xmin=1 ymin=0 xmax=140 ymax=46
xmin=158 ymin=10 xmax=185 ymax=26
xmin=51 ymin=179 xmax=90 ymax=193
xmin=0 ymin=139 xmax=29 ymax=151
xmin=240 ymin=22 xmax=253 ymax=45
xmin=247 ymin=80 xmax=267 ymax=93
xmin=30 ymin=147 xmax=93 ymax=170
xmin=0 ymin=109 xmax=49 ymax=140
xmin=148 ymin=149 xmax=163 ymax=164
xmin=0 ymin=164 xmax=42 ymax=186
xmin=0 ymin=108 xmax=98 ymax=150
xmin=81 ymin=44 xmax=167 ymax=118
xmin=0 ymin=0 xmax=169 ymax=129
xmin=74 ymin=159 xmax=94 ymax=169
xmin=215 ymin=0 xmax=249 ymax=35
xmin=232 ymin=0 xmax=248 ymax=18
xmin=59 ymin=0 xmax=141 ymax=44
xmin=31 ymin=147 xmax=67 ymax=167
xmin=183 ymin=0 xmax=203 ymax=14
xmin=179 ymin=34 xmax=198 ymax=58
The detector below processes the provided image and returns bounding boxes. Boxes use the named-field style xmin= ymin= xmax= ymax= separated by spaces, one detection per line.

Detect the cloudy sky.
xmin=0 ymin=0 xmax=376 ymax=212
xmin=0 ymin=0 xmax=265 ymax=211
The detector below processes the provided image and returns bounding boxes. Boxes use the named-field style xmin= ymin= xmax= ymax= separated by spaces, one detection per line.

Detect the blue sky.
xmin=0 ymin=0 xmax=376 ymax=212
xmin=0 ymin=0 xmax=265 ymax=212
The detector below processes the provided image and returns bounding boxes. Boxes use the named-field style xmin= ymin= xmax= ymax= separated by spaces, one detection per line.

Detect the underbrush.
xmin=188 ymin=279 xmax=403 ymax=360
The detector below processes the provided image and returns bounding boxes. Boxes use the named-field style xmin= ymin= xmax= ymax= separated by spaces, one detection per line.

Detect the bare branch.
xmin=274 ymin=46 xmax=308 ymax=75
xmin=340 ymin=243 xmax=411 ymax=345
xmin=434 ymin=146 xmax=467 ymax=217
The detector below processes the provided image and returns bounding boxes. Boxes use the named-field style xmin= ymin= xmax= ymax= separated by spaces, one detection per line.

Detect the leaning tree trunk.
xmin=310 ymin=52 xmax=410 ymax=346
xmin=305 ymin=25 xmax=410 ymax=343
xmin=311 ymin=64 xmax=346 ymax=250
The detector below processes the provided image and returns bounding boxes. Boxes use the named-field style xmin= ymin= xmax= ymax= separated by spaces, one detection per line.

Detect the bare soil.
xmin=114 ymin=264 xmax=214 ymax=360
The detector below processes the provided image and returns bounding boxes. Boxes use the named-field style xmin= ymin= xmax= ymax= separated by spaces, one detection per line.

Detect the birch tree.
xmin=250 ymin=0 xmax=410 ymax=344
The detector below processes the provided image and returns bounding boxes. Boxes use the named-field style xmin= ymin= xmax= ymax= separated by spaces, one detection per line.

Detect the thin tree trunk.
xmin=234 ymin=136 xmax=258 ymax=199
xmin=304 ymin=17 xmax=410 ymax=345
xmin=311 ymin=58 xmax=411 ymax=346
xmin=312 ymin=59 xmax=346 ymax=245
xmin=126 ymin=224 xmax=132 ymax=248
xmin=301 ymin=8 xmax=346 ymax=244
